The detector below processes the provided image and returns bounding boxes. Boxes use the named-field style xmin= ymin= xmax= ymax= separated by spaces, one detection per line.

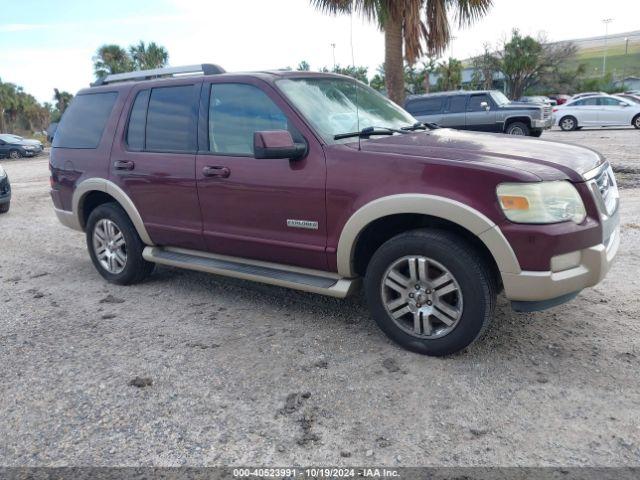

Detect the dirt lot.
xmin=1 ymin=127 xmax=639 ymax=467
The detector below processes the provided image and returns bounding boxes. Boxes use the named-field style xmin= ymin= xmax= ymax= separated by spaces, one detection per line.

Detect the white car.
xmin=554 ymin=95 xmax=640 ymax=131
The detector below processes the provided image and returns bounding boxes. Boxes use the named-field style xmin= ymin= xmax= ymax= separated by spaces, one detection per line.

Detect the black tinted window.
xmin=53 ymin=92 xmax=117 ymax=148
xmin=209 ymin=84 xmax=290 ymax=155
xmin=146 ymin=85 xmax=197 ymax=152
xmin=467 ymin=94 xmax=491 ymax=111
xmin=126 ymin=90 xmax=149 ymax=151
xmin=406 ymin=97 xmax=443 ymax=116
xmin=445 ymin=95 xmax=467 ymax=113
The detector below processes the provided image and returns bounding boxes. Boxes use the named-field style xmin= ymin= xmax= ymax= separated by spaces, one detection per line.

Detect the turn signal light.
xmin=499 ymin=195 xmax=530 ymax=211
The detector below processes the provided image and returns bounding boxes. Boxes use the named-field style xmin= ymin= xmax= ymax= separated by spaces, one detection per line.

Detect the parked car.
xmin=404 ymin=90 xmax=553 ymax=137
xmin=571 ymin=92 xmax=606 ymax=101
xmin=0 ymin=164 xmax=10 ymax=213
xmin=50 ymin=65 xmax=620 ymax=356
xmin=0 ymin=134 xmax=44 ymax=158
xmin=554 ymin=94 xmax=640 ymax=130
xmin=517 ymin=95 xmax=557 ymax=106
xmin=616 ymin=93 xmax=640 ymax=104
xmin=548 ymin=94 xmax=571 ymax=105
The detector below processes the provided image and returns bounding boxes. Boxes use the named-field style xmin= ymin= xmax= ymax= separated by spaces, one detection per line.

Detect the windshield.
xmin=0 ymin=134 xmax=20 ymax=142
xmin=490 ymin=91 xmax=511 ymax=106
xmin=277 ymin=77 xmax=418 ymax=143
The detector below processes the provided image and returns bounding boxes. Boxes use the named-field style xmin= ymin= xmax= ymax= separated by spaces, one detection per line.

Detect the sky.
xmin=1 ymin=0 xmax=639 ymax=104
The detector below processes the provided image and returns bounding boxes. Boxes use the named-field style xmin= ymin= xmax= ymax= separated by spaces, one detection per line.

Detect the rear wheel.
xmin=505 ymin=121 xmax=530 ymax=136
xmin=364 ymin=229 xmax=496 ymax=356
xmin=86 ymin=203 xmax=154 ymax=285
xmin=633 ymin=114 xmax=640 ymax=129
xmin=559 ymin=116 xmax=577 ymax=131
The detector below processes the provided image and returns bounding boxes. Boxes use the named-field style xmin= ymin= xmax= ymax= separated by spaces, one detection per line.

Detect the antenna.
xmin=350 ymin=10 xmax=361 ymax=151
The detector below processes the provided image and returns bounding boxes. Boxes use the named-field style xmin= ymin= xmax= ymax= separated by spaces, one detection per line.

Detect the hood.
xmin=357 ymin=128 xmax=603 ymax=182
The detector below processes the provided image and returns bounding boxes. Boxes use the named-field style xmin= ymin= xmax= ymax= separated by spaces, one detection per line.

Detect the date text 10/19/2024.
xmin=233 ymin=468 xmax=400 ymax=478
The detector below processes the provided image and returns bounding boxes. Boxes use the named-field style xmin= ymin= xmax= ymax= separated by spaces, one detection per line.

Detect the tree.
xmin=52 ymin=89 xmax=74 ymax=122
xmin=421 ymin=58 xmax=438 ymax=93
xmin=471 ymin=44 xmax=499 ymax=90
xmin=311 ymin=0 xmax=492 ymax=105
xmin=296 ymin=60 xmax=311 ymax=71
xmin=93 ymin=44 xmax=133 ymax=79
xmin=0 ymin=78 xmax=51 ymax=133
xmin=321 ymin=64 xmax=370 ymax=83
xmin=436 ymin=57 xmax=462 ymax=91
xmin=129 ymin=41 xmax=169 ymax=70
xmin=494 ymin=30 xmax=576 ymax=99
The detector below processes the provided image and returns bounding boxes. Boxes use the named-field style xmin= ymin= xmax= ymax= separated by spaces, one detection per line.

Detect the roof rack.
xmin=92 ymin=63 xmax=225 ymax=86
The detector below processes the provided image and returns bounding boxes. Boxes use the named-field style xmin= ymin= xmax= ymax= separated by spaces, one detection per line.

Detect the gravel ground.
xmin=0 ymin=127 xmax=639 ymax=467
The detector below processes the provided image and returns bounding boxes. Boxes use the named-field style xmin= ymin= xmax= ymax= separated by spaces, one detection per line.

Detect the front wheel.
xmin=8 ymin=149 xmax=22 ymax=159
xmin=530 ymin=129 xmax=543 ymax=138
xmin=505 ymin=121 xmax=530 ymax=136
xmin=86 ymin=202 xmax=154 ymax=285
xmin=559 ymin=116 xmax=578 ymax=131
xmin=0 ymin=202 xmax=9 ymax=214
xmin=364 ymin=229 xmax=496 ymax=356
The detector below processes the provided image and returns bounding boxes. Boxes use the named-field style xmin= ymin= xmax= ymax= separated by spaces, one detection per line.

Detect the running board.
xmin=142 ymin=246 xmax=358 ymax=298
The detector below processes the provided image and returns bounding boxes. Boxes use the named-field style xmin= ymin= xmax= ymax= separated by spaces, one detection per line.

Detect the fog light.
xmin=551 ymin=251 xmax=582 ymax=272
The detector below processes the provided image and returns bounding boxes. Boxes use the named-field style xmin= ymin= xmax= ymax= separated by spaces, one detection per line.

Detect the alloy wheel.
xmin=9 ymin=150 xmax=20 ymax=159
xmin=561 ymin=118 xmax=575 ymax=131
xmin=92 ymin=219 xmax=127 ymax=274
xmin=380 ymin=256 xmax=463 ymax=339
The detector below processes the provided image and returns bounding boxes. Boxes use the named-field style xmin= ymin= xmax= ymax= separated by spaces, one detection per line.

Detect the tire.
xmin=0 ymin=202 xmax=9 ymax=214
xmin=505 ymin=121 xmax=530 ymax=136
xmin=530 ymin=129 xmax=543 ymax=138
xmin=559 ymin=116 xmax=577 ymax=131
xmin=8 ymin=149 xmax=22 ymax=159
xmin=633 ymin=114 xmax=640 ymax=129
xmin=364 ymin=229 xmax=497 ymax=356
xmin=86 ymin=202 xmax=154 ymax=285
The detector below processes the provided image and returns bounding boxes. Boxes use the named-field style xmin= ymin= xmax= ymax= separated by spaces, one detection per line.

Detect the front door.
xmin=465 ymin=93 xmax=496 ymax=131
xmin=110 ymin=81 xmax=205 ymax=250
xmin=597 ymin=97 xmax=629 ymax=125
xmin=195 ymin=80 xmax=328 ymax=271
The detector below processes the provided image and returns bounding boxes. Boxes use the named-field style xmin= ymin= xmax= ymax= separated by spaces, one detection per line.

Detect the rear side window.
xmin=145 ymin=85 xmax=197 ymax=152
xmin=406 ymin=97 xmax=443 ymax=116
xmin=208 ymin=83 xmax=290 ymax=155
xmin=53 ymin=92 xmax=117 ymax=148
xmin=444 ymin=95 xmax=466 ymax=113
xmin=126 ymin=90 xmax=149 ymax=151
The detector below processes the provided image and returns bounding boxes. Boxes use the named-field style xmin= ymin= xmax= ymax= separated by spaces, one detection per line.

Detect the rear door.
xmin=597 ymin=97 xmax=630 ymax=125
xmin=465 ymin=93 xmax=497 ymax=132
xmin=110 ymin=80 xmax=205 ymax=250
xmin=439 ymin=95 xmax=467 ymax=128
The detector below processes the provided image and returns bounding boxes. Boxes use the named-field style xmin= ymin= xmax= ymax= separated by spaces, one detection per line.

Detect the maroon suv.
xmin=50 ymin=64 xmax=620 ymax=356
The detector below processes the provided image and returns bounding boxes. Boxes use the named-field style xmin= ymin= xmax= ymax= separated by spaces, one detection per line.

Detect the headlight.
xmin=497 ymin=181 xmax=586 ymax=224
xmin=0 ymin=165 xmax=5 ymax=178
xmin=23 ymin=145 xmax=35 ymax=150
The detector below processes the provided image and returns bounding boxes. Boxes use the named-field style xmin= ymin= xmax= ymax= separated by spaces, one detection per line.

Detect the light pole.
xmin=622 ymin=37 xmax=629 ymax=90
xmin=602 ymin=18 xmax=613 ymax=78
xmin=330 ymin=43 xmax=336 ymax=70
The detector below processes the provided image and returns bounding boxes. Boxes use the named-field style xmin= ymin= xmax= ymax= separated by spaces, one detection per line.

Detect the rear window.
xmin=145 ymin=85 xmax=197 ymax=152
xmin=53 ymin=92 xmax=118 ymax=148
xmin=444 ymin=95 xmax=466 ymax=113
xmin=406 ymin=97 xmax=443 ymax=116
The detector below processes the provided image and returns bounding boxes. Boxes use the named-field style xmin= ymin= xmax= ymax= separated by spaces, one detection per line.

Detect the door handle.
xmin=202 ymin=166 xmax=230 ymax=178
xmin=114 ymin=160 xmax=135 ymax=171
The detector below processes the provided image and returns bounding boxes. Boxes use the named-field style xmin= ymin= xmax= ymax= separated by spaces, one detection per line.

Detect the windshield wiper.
xmin=334 ymin=126 xmax=407 ymax=140
xmin=401 ymin=121 xmax=439 ymax=131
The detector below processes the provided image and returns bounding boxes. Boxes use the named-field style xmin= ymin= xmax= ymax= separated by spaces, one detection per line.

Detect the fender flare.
xmin=335 ymin=194 xmax=521 ymax=278
xmin=72 ymin=178 xmax=154 ymax=245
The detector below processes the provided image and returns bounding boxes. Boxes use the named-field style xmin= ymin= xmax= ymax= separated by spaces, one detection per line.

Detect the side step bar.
xmin=142 ymin=246 xmax=359 ymax=298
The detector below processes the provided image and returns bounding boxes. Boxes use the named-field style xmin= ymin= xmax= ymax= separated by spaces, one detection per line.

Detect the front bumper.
xmin=0 ymin=176 xmax=10 ymax=204
xmin=532 ymin=116 xmax=554 ymax=129
xmin=503 ymin=225 xmax=620 ymax=303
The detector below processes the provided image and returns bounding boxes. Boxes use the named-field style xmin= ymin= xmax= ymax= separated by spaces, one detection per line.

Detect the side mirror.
xmin=480 ymin=101 xmax=490 ymax=111
xmin=619 ymin=102 xmax=629 ymax=107
xmin=254 ymin=130 xmax=306 ymax=160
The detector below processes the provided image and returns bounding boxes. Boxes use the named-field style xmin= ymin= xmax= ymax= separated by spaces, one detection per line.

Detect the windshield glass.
xmin=490 ymin=91 xmax=511 ymax=106
xmin=277 ymin=77 xmax=418 ymax=143
xmin=0 ymin=134 xmax=19 ymax=142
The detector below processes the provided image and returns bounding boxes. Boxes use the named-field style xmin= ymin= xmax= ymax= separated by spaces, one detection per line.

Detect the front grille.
xmin=543 ymin=106 xmax=552 ymax=118
xmin=0 ymin=177 xmax=9 ymax=195
xmin=594 ymin=165 xmax=618 ymax=216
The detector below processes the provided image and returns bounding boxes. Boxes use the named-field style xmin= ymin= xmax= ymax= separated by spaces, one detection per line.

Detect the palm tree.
xmin=129 ymin=41 xmax=169 ymax=70
xmin=311 ymin=0 xmax=492 ymax=105
xmin=436 ymin=57 xmax=462 ymax=90
xmin=93 ymin=44 xmax=134 ymax=79
xmin=53 ymin=88 xmax=73 ymax=115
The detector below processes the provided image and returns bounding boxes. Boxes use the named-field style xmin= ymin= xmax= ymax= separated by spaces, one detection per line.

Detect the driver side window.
xmin=467 ymin=94 xmax=491 ymax=112
xmin=208 ymin=83 xmax=297 ymax=156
